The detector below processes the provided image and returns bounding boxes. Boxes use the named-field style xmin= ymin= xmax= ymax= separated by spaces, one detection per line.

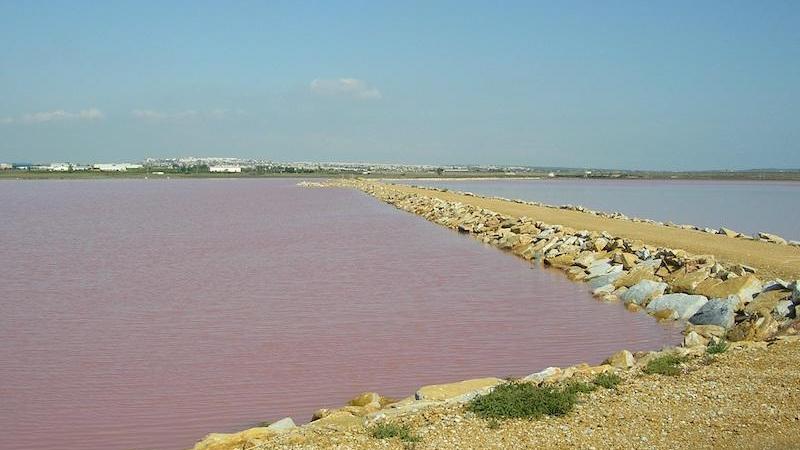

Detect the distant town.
xmin=1 ymin=157 xmax=799 ymax=180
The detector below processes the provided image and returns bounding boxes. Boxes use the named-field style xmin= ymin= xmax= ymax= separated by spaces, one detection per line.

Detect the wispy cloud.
xmin=0 ymin=108 xmax=105 ymax=124
xmin=131 ymin=108 xmax=245 ymax=120
xmin=309 ymin=78 xmax=382 ymax=100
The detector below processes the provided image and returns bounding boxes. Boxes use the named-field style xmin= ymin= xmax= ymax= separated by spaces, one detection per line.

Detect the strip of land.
xmin=385 ymin=183 xmax=800 ymax=281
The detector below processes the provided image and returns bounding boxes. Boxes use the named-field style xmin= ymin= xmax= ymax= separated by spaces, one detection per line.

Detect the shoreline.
xmin=3 ymin=171 xmax=800 ymax=181
xmin=191 ymin=180 xmax=799 ymax=450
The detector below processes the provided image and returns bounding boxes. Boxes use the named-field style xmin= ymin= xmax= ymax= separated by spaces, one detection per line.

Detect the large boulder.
xmin=727 ymin=315 xmax=779 ymax=342
xmin=758 ymin=232 xmax=787 ymax=245
xmin=613 ymin=266 xmax=659 ymax=288
xmin=267 ymin=417 xmax=296 ymax=432
xmin=695 ymin=275 xmax=762 ymax=304
xmin=193 ymin=427 xmax=275 ymax=450
xmin=544 ymin=253 xmax=576 ymax=268
xmin=670 ymin=268 xmax=711 ymax=294
xmin=587 ymin=271 xmax=625 ymax=290
xmin=415 ymin=377 xmax=503 ymax=401
xmin=585 ymin=260 xmax=615 ymax=279
xmin=620 ymin=279 xmax=668 ymax=306
xmin=744 ymin=290 xmax=792 ymax=317
xmin=348 ymin=392 xmax=382 ymax=408
xmin=604 ymin=350 xmax=635 ymax=368
xmin=523 ymin=367 xmax=562 ymax=384
xmin=646 ymin=293 xmax=708 ymax=320
xmin=688 ymin=297 xmax=738 ymax=329
xmin=683 ymin=331 xmax=709 ymax=347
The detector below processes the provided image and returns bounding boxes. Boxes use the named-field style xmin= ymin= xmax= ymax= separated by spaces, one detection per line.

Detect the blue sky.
xmin=1 ymin=1 xmax=798 ymax=169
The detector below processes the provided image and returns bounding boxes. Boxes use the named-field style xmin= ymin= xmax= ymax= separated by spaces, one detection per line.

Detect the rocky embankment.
xmin=191 ymin=180 xmax=800 ymax=450
xmin=407 ymin=184 xmax=798 ymax=247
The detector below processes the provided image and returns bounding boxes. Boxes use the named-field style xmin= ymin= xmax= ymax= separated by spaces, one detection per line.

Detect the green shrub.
xmin=369 ymin=423 xmax=420 ymax=442
xmin=642 ymin=354 xmax=688 ymax=376
xmin=467 ymin=382 xmax=580 ymax=419
xmin=593 ymin=372 xmax=622 ymax=389
xmin=564 ymin=381 xmax=597 ymax=395
xmin=706 ymin=340 xmax=729 ymax=355
xmin=486 ymin=418 xmax=501 ymax=430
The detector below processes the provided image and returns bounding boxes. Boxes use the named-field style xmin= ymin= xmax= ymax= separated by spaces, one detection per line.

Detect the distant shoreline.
xmin=2 ymin=170 xmax=800 ymax=182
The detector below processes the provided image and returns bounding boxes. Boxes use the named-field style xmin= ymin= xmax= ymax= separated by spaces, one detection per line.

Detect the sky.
xmin=1 ymin=1 xmax=798 ymax=170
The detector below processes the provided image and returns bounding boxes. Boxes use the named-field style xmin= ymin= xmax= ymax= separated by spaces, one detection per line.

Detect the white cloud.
xmin=131 ymin=108 xmax=245 ymax=120
xmin=309 ymin=78 xmax=382 ymax=100
xmin=0 ymin=108 xmax=105 ymax=124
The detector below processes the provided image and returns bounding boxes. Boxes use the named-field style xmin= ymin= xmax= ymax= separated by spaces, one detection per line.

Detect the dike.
xmin=190 ymin=179 xmax=800 ymax=450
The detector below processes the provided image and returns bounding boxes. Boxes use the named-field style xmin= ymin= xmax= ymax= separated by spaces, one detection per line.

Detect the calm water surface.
xmin=397 ymin=178 xmax=800 ymax=241
xmin=0 ymin=179 xmax=679 ymax=450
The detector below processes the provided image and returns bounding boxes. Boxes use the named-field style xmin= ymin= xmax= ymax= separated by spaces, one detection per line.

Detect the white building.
xmin=48 ymin=163 xmax=71 ymax=172
xmin=0 ymin=163 xmax=12 ymax=170
xmin=93 ymin=164 xmax=128 ymax=172
xmin=209 ymin=166 xmax=242 ymax=173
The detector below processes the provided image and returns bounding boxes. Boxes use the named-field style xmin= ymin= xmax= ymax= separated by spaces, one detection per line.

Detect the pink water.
xmin=0 ymin=179 xmax=680 ymax=450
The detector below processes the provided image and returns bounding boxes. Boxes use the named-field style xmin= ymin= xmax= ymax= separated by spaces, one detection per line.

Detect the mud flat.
xmin=191 ymin=180 xmax=800 ymax=450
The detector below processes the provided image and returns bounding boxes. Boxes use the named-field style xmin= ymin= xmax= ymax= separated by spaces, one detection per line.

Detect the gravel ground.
xmin=268 ymin=339 xmax=800 ymax=450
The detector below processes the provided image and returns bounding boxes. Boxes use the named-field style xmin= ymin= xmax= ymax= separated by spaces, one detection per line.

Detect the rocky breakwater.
xmin=406 ymin=183 xmax=800 ymax=247
xmin=348 ymin=181 xmax=798 ymax=343
xmin=190 ymin=180 xmax=800 ymax=450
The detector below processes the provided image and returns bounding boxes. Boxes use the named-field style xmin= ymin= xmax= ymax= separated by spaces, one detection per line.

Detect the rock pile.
xmin=404 ymin=184 xmax=799 ymax=247
xmin=348 ymin=181 xmax=798 ymax=341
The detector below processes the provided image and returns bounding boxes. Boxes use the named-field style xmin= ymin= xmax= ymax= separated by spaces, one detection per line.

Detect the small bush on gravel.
xmin=467 ymin=382 xmax=582 ymax=419
xmin=564 ymin=381 xmax=597 ymax=395
xmin=706 ymin=340 xmax=729 ymax=355
xmin=643 ymin=354 xmax=688 ymax=376
xmin=369 ymin=423 xmax=420 ymax=442
xmin=593 ymin=372 xmax=622 ymax=389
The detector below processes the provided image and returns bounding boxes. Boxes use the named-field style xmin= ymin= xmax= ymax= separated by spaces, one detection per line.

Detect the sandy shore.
xmin=240 ymin=339 xmax=800 ymax=450
xmin=386 ymin=183 xmax=800 ymax=281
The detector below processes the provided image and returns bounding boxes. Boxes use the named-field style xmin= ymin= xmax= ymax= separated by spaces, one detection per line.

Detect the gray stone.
xmin=523 ymin=367 xmax=561 ymax=384
xmin=638 ymin=258 xmax=663 ymax=270
xmin=587 ymin=270 xmax=624 ymax=290
xmin=592 ymin=284 xmax=616 ymax=296
xmin=619 ymin=279 xmax=668 ymax=306
xmin=792 ymin=281 xmax=800 ymax=303
xmin=775 ymin=300 xmax=794 ymax=318
xmin=267 ymin=417 xmax=296 ymax=432
xmin=688 ymin=297 xmax=738 ymax=329
xmin=646 ymin=293 xmax=709 ymax=320
xmin=585 ymin=260 xmax=613 ymax=278
xmin=762 ymin=279 xmax=790 ymax=292
xmin=683 ymin=331 xmax=709 ymax=347
xmin=758 ymin=232 xmax=787 ymax=245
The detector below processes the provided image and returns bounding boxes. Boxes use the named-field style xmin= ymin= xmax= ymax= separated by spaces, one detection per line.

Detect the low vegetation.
xmin=642 ymin=354 xmax=688 ymax=376
xmin=369 ymin=423 xmax=420 ymax=442
xmin=468 ymin=381 xmax=592 ymax=419
xmin=706 ymin=339 xmax=729 ymax=355
xmin=564 ymin=381 xmax=597 ymax=395
xmin=593 ymin=372 xmax=623 ymax=389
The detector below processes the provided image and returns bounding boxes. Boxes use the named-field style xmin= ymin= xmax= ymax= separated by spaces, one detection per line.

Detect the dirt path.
xmin=383 ymin=183 xmax=800 ymax=281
